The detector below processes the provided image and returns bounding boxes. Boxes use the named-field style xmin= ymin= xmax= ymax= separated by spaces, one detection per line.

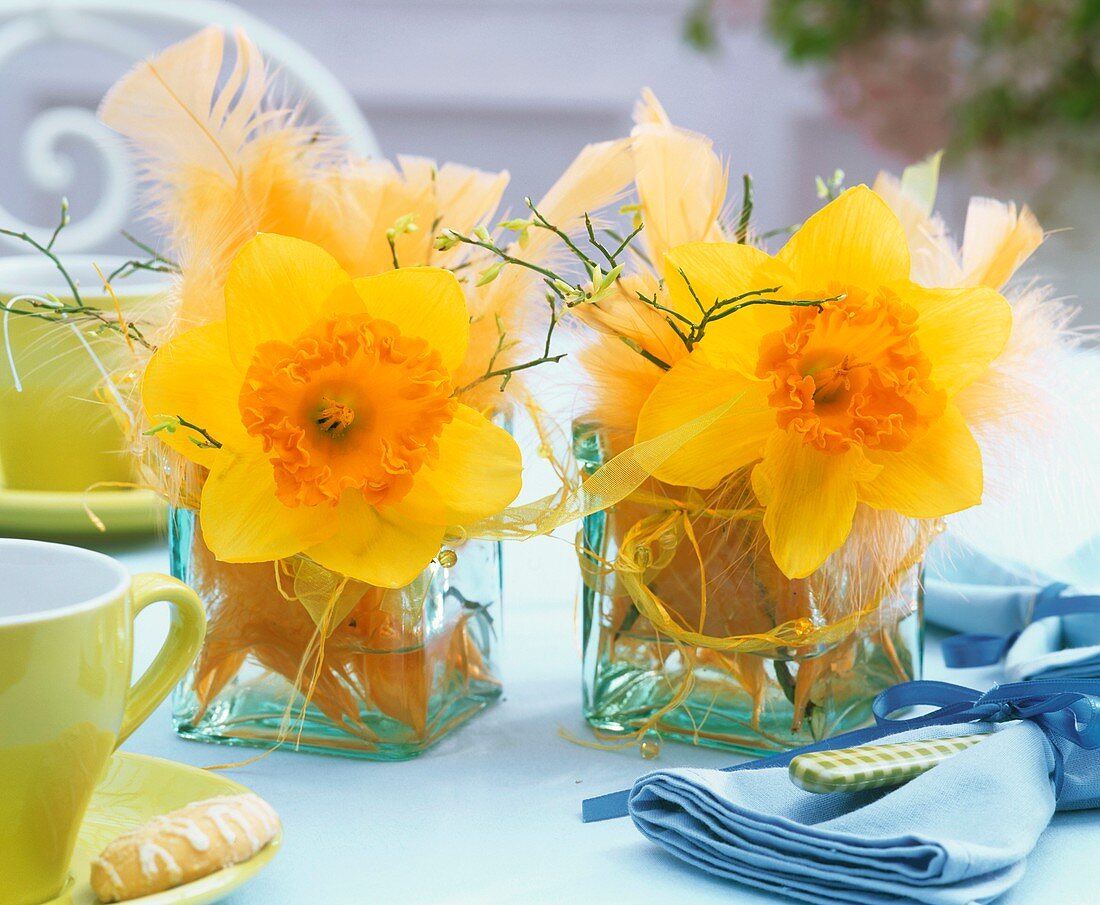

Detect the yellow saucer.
xmin=0 ymin=488 xmax=164 ymax=539
xmin=45 ymin=753 xmax=280 ymax=905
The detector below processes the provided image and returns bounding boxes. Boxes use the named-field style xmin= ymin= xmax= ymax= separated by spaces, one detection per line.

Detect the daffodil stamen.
xmin=316 ymin=396 xmax=356 ymax=437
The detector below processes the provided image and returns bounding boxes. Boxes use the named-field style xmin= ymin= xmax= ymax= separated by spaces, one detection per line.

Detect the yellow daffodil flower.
xmin=635 ymin=186 xmax=1012 ymax=579
xmin=143 ymin=233 xmax=522 ymax=587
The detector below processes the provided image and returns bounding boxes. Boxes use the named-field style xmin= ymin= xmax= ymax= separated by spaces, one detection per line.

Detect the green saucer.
xmin=45 ymin=752 xmax=280 ymax=904
xmin=0 ymin=488 xmax=165 ymax=539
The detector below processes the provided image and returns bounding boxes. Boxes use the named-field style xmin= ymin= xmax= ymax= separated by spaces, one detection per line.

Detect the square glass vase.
xmin=576 ymin=427 xmax=923 ymax=756
xmin=169 ymin=508 xmax=502 ymax=760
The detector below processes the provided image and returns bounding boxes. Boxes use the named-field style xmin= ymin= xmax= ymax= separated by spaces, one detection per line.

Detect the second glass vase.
xmin=575 ymin=426 xmax=923 ymax=756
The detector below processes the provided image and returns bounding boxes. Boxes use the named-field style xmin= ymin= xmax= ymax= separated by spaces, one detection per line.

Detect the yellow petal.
xmin=635 ymin=349 xmax=774 ymax=488
xmin=751 ymin=431 xmax=881 ymax=579
xmin=225 ymin=233 xmax=351 ymax=367
xmin=906 ymin=283 xmax=1012 ymax=394
xmin=306 ymin=494 xmax=446 ymax=587
xmin=872 ymin=170 xmax=960 ymax=287
xmin=351 ymin=268 xmax=469 ymax=372
xmin=142 ymin=321 xmax=247 ymax=468
xmin=859 ymin=405 xmax=983 ymax=518
xmin=777 ymin=186 xmax=910 ymax=291
xmin=200 ymin=446 xmax=335 ymax=562
xmin=663 ymin=241 xmax=779 ymax=327
xmin=395 ymin=405 xmax=522 ymax=524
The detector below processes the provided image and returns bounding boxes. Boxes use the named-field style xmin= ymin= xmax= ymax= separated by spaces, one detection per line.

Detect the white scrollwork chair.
xmin=0 ymin=0 xmax=381 ymax=252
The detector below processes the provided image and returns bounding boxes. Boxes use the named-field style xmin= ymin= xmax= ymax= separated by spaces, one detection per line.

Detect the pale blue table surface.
xmin=97 ymin=533 xmax=1100 ymax=905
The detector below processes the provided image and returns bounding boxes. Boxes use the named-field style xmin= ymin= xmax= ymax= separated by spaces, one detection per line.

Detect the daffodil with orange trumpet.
xmin=636 ymin=185 xmax=1011 ymax=578
xmin=143 ymin=233 xmax=522 ymax=588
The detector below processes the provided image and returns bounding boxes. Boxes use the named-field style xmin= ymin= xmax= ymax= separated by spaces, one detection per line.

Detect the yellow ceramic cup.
xmin=0 ymin=255 xmax=169 ymax=492
xmin=0 ymin=539 xmax=206 ymax=905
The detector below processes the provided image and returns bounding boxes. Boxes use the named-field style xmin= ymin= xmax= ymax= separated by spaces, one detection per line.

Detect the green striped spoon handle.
xmin=789 ymin=733 xmax=990 ymax=794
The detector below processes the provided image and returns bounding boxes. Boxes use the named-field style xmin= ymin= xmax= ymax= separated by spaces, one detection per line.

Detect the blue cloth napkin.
xmin=924 ymin=541 xmax=1100 ymax=678
xmin=628 ymin=721 xmax=1098 ymax=904
xmin=1006 ymin=613 xmax=1100 ymax=681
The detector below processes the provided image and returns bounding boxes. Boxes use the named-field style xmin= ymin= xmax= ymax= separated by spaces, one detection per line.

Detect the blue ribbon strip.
xmin=581 ymin=678 xmax=1100 ymax=822
xmin=943 ymin=583 xmax=1100 ymax=668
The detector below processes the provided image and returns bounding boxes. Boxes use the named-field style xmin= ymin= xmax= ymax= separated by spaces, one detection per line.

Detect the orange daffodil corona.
xmin=143 ymin=234 xmax=522 ymax=587
xmin=635 ymin=186 xmax=1012 ymax=579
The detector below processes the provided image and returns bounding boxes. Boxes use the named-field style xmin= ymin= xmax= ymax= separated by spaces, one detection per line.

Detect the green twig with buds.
xmin=456 ymin=292 xmax=566 ymax=394
xmin=386 ymin=214 xmax=420 ymax=270
xmin=145 ymin=415 xmax=223 ymax=449
xmin=107 ymin=231 xmax=181 ymax=283
xmin=0 ymin=200 xmax=154 ymax=351
xmin=816 ymin=168 xmax=846 ymax=202
xmin=436 ymin=225 xmax=562 ymax=285
xmin=735 ymin=174 xmax=754 ymax=244
xmin=657 ymin=271 xmax=846 ymax=351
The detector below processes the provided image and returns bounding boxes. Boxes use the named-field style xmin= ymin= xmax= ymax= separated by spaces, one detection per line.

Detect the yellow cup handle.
xmin=117 ymin=573 xmax=207 ymax=746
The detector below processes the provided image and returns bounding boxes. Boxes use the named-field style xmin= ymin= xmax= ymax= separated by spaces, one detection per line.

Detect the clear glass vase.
xmin=575 ymin=426 xmax=923 ymax=756
xmin=169 ymin=508 xmax=502 ymax=760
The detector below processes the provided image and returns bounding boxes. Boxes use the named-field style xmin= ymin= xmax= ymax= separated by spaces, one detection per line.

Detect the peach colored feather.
xmin=518 ymin=138 xmax=635 ymax=268
xmin=99 ymin=26 xmax=271 ymax=184
xmin=630 ymin=105 xmax=728 ymax=267
xmin=960 ymin=197 xmax=1044 ymax=290
xmin=99 ymin=27 xmax=334 ymax=333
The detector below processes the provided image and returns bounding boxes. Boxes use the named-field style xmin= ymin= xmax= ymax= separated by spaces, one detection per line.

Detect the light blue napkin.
xmin=925 ymin=543 xmax=1100 ymax=679
xmin=1006 ymin=614 xmax=1100 ymax=681
xmin=628 ymin=721 xmax=1098 ymax=904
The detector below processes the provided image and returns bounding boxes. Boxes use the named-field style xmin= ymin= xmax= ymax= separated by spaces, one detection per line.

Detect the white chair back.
xmin=0 ymin=0 xmax=380 ymax=252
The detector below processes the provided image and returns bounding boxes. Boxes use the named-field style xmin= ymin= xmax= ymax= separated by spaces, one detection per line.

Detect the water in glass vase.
xmin=575 ymin=426 xmax=924 ymax=756
xmin=169 ymin=508 xmax=503 ymax=760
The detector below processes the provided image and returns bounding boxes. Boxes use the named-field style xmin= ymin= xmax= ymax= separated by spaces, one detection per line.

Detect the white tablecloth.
xmin=105 ymin=535 xmax=1100 ymax=905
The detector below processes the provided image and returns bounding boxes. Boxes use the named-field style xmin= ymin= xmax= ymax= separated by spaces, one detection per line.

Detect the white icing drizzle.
xmin=208 ymin=803 xmax=260 ymax=850
xmin=160 ymin=817 xmax=211 ymax=852
xmin=95 ymin=792 xmax=278 ymax=901
xmin=204 ymin=805 xmax=238 ymax=846
xmin=138 ymin=842 xmax=182 ymax=882
xmin=238 ymin=795 xmax=279 ymax=837
xmin=93 ymin=856 xmax=125 ymax=894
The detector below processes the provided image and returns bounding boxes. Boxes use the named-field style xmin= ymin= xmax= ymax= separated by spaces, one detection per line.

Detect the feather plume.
xmin=100 ymin=27 xmax=334 ymax=333
xmin=520 ymin=138 xmax=634 ymax=267
xmin=633 ymin=87 xmax=671 ymax=127
xmin=951 ymin=286 xmax=1100 ymax=579
xmin=630 ymin=121 xmax=728 ymax=268
xmin=960 ymin=197 xmax=1044 ymax=290
xmin=99 ymin=27 xmax=271 ymax=184
xmin=458 ymin=138 xmax=634 ymax=399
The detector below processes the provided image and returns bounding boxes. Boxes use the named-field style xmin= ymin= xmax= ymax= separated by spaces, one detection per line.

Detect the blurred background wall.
xmin=1 ymin=0 xmax=1097 ymax=323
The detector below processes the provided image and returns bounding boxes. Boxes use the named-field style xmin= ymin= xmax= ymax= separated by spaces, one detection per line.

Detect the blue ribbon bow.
xmin=942 ymin=583 xmax=1100 ymax=668
xmin=581 ymin=678 xmax=1100 ymax=822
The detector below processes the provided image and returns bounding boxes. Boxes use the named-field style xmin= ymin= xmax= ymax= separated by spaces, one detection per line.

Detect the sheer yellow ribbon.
xmin=465 ymin=396 xmax=743 ymax=540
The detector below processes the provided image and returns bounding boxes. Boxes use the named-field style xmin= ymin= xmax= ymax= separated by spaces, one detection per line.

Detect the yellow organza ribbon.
xmin=466 ymin=396 xmax=743 ymax=539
